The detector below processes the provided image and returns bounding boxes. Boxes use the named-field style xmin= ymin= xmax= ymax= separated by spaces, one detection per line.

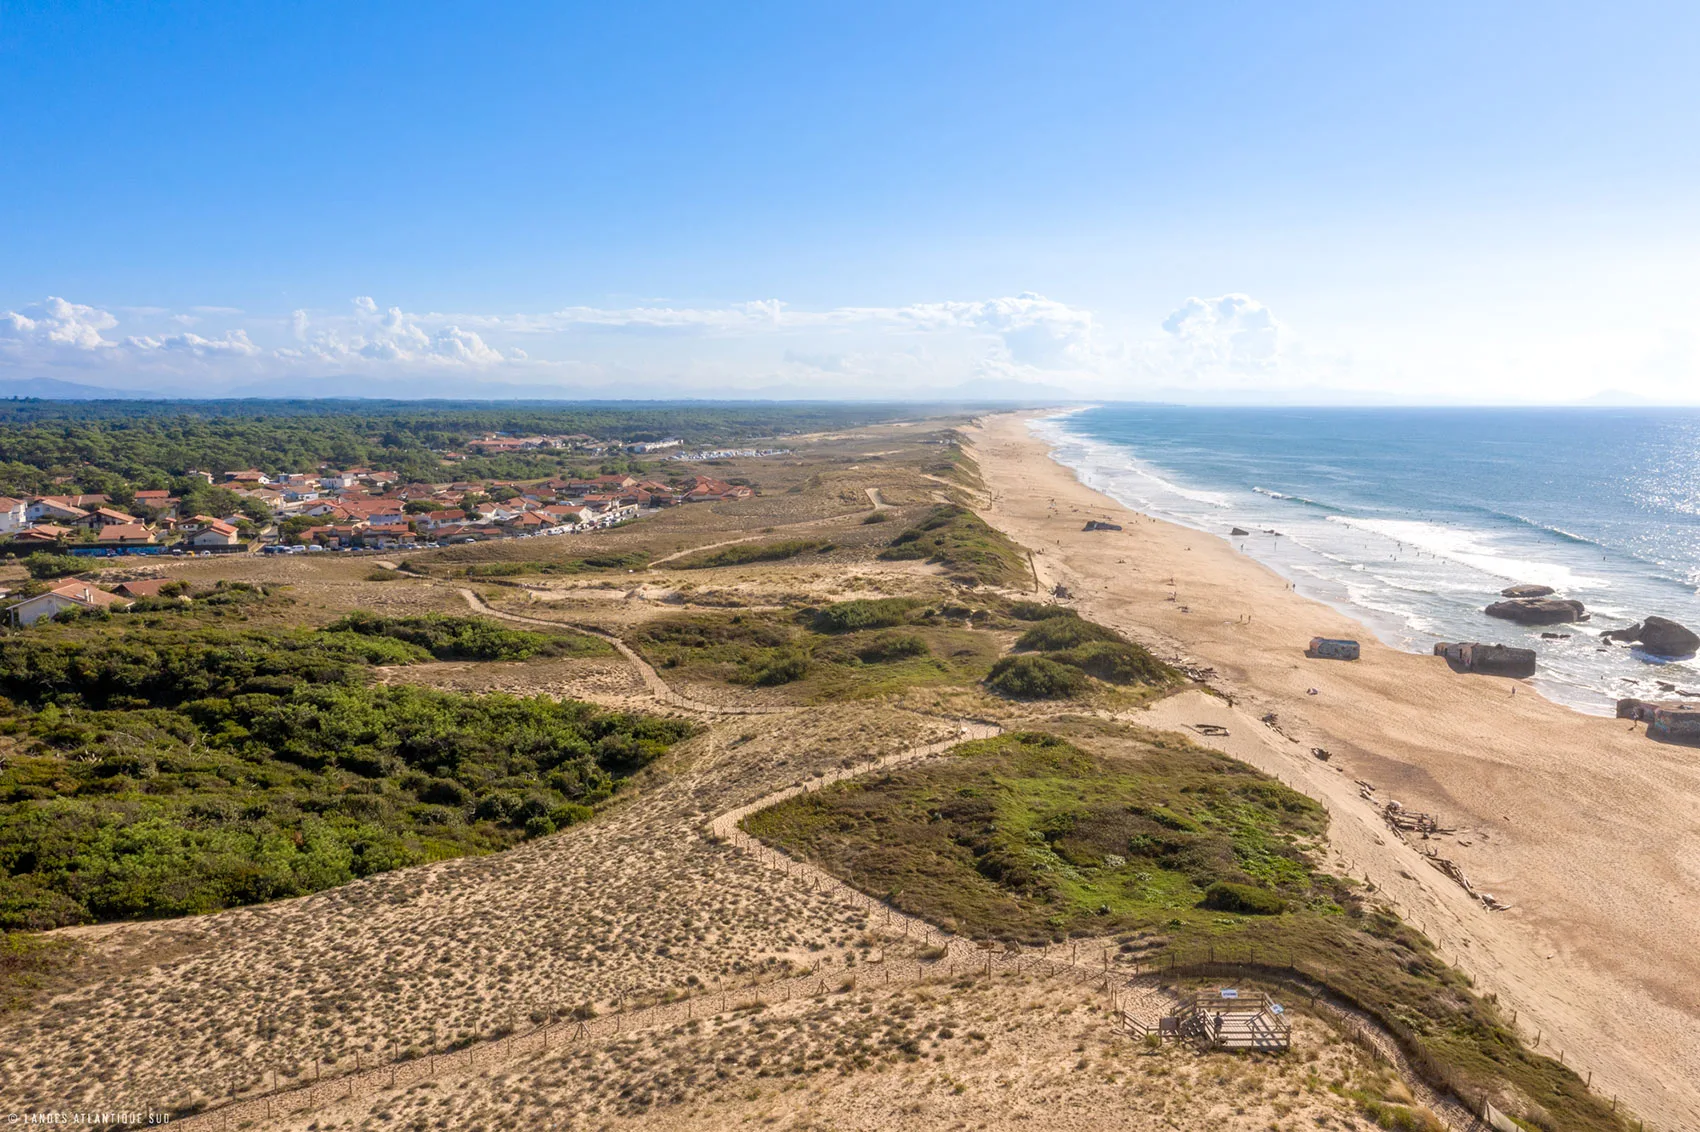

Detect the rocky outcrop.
xmin=1484 ymin=597 xmax=1587 ymax=625
xmin=1602 ymin=616 xmax=1700 ymax=658
xmin=1230 ymin=527 xmax=1250 ymax=537
xmin=1501 ymin=583 xmax=1555 ymax=598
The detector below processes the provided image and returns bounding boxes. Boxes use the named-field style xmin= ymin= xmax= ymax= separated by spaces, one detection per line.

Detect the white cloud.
xmin=1161 ymin=293 xmax=1282 ymax=374
xmin=0 ymin=291 xmax=1102 ymax=394
xmin=0 ymin=296 xmax=119 ymax=351
xmin=126 ymin=329 xmax=260 ymax=357
xmin=284 ymin=298 xmax=504 ymax=368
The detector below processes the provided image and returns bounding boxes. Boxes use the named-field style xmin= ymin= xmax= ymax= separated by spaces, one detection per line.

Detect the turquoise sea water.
xmin=1036 ymin=405 xmax=1700 ymax=715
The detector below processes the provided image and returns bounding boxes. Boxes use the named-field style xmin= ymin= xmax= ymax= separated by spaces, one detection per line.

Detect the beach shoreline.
xmin=969 ymin=412 xmax=1700 ymax=1130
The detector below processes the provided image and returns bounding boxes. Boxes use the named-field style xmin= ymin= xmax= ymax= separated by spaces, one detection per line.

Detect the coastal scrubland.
xmin=0 ymin=411 xmax=1643 ymax=1132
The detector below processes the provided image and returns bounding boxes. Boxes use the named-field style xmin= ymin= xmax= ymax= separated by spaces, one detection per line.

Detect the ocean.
xmin=1034 ymin=405 xmax=1700 ymax=715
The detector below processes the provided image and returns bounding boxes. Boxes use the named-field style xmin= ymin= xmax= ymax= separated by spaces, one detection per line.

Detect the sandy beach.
xmin=970 ymin=413 xmax=1700 ymax=1130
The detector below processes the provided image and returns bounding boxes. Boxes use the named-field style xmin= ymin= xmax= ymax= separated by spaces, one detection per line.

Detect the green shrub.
xmin=326 ymin=612 xmax=597 ymax=661
xmin=1357 ymin=1101 xmax=1446 ymax=1132
xmin=810 ymin=597 xmax=918 ymax=633
xmin=635 ymin=613 xmax=792 ymax=650
xmin=1047 ymin=640 xmax=1172 ymax=686
xmin=23 ymin=553 xmax=83 ymax=581
xmin=1007 ymin=601 xmax=1072 ymax=621
xmin=1013 ymin=614 xmax=1123 ymax=652
xmin=861 ymin=511 xmax=890 ymax=524
xmin=984 ymin=655 xmax=1088 ymax=699
xmin=1201 ymin=881 xmax=1286 ymax=915
xmin=0 ymin=679 xmax=694 ymax=928
xmin=0 ymin=626 xmax=426 ymax=708
xmin=549 ymin=802 xmax=595 ymax=828
xmin=855 ymin=632 xmax=931 ymax=664
xmin=738 ymin=650 xmax=809 ymax=686
xmin=672 ymin=540 xmax=827 ymax=569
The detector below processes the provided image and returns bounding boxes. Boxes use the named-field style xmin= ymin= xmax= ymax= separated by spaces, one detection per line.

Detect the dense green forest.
xmin=0 ymin=614 xmax=690 ymax=929
xmin=0 ymin=400 xmax=923 ymax=496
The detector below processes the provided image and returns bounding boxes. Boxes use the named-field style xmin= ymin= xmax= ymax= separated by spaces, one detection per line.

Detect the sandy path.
xmin=970 ymin=414 xmax=1700 ymax=1129
xmin=457 ymin=587 xmax=783 ymax=715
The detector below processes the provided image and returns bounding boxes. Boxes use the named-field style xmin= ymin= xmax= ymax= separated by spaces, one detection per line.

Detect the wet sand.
xmin=970 ymin=413 xmax=1700 ymax=1130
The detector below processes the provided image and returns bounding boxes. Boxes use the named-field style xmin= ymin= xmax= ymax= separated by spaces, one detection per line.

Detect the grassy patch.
xmin=877 ymin=505 xmax=1028 ymax=587
xmin=743 ymin=723 xmax=1629 ymax=1132
xmin=0 ymin=930 xmax=80 ymax=1013
xmin=630 ymin=606 xmax=1007 ymax=702
xmin=810 ymin=597 xmax=923 ymax=633
xmin=992 ymin=610 xmax=1177 ymax=694
xmin=672 ymin=539 xmax=829 ymax=569
xmin=985 ymin=655 xmax=1089 ymax=699
xmin=1013 ymin=613 xmax=1123 ymax=652
xmin=1007 ymin=601 xmax=1074 ymax=621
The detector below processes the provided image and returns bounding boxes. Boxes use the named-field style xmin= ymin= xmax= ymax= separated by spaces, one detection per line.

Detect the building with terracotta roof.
xmin=185 ymin=520 xmax=240 ymax=548
xmin=95 ymin=524 xmax=157 ymax=546
xmin=12 ymin=524 xmax=71 ymax=543
xmin=75 ymin=507 xmax=141 ymax=530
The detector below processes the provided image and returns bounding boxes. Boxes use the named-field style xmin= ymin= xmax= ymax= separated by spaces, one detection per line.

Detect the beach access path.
xmin=970 ymin=412 xmax=1700 ymax=1131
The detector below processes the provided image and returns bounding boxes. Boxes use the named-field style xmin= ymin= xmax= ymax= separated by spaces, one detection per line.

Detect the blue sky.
xmin=3 ymin=1 xmax=1697 ymax=401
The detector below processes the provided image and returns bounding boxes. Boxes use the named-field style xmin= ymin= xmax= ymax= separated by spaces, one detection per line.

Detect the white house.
xmin=185 ymin=520 xmax=241 ymax=548
xmin=5 ymin=581 xmax=131 ymax=627
xmin=27 ymin=498 xmax=88 ymax=524
xmin=0 ymin=496 xmax=26 ymax=535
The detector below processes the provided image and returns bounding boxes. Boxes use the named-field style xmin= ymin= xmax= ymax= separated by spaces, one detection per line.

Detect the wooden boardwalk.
xmin=1182 ymin=990 xmax=1292 ymax=1052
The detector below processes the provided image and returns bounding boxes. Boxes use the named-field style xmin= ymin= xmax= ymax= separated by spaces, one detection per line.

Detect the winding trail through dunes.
xmin=456 ymin=587 xmax=781 ymax=715
xmin=173 ymin=711 xmax=1475 ymax=1132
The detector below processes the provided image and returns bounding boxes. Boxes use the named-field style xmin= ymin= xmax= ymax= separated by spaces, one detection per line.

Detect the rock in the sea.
xmin=1484 ymin=597 xmax=1587 ymax=625
xmin=1601 ymin=616 xmax=1700 ymax=657
xmin=1501 ymin=583 xmax=1556 ymax=598
xmin=1230 ymin=527 xmax=1250 ymax=537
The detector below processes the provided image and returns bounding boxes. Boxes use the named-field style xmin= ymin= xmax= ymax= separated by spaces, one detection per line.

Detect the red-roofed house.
xmin=115 ymin=579 xmax=173 ymax=599
xmin=12 ymin=525 xmax=70 ymax=544
xmin=74 ymin=507 xmax=141 ymax=531
xmin=96 ymin=524 xmax=157 ymax=547
xmin=185 ymin=520 xmax=240 ymax=548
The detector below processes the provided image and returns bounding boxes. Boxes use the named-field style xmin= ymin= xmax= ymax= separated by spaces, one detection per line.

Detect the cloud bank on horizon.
xmin=0 ymin=288 xmax=1692 ymax=405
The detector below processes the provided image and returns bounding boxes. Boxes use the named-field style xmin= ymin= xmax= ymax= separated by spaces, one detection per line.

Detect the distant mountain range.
xmin=0 ymin=377 xmax=160 ymax=400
